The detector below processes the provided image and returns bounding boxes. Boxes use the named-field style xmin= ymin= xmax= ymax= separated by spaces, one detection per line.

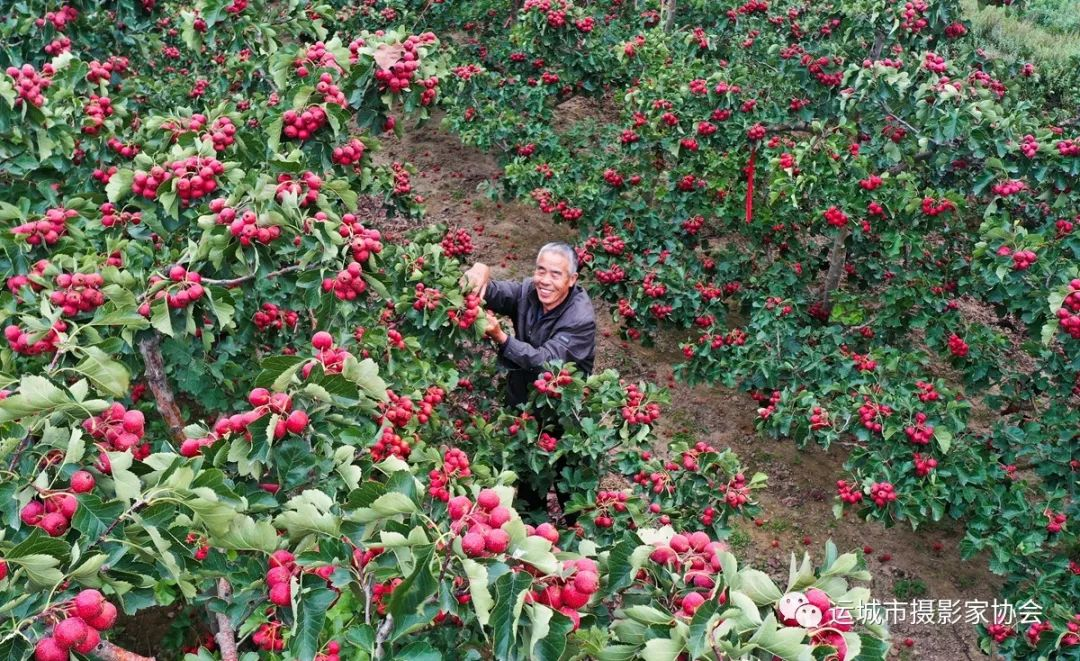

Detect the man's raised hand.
xmin=460 ymin=262 xmax=491 ymax=301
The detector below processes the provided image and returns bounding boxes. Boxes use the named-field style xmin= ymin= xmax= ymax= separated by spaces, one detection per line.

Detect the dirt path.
xmin=376 ymin=111 xmax=1000 ymax=659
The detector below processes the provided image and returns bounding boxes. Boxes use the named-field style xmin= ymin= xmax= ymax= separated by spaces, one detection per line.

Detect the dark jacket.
xmin=484 ymin=277 xmax=596 ymax=407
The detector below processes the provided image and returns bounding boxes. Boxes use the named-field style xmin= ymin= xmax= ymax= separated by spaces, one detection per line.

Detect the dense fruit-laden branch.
xmin=136 ymin=333 xmax=186 ymax=443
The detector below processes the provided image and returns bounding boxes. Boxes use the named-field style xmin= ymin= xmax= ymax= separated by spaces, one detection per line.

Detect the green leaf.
xmin=531 ymin=606 xmax=574 ymax=661
xmin=71 ymin=494 xmax=125 ymax=541
xmin=105 ymin=169 xmax=134 ymax=203
xmin=151 ymin=299 xmax=174 ymax=337
xmin=747 ymin=613 xmax=808 ymax=660
xmin=604 ymin=538 xmax=651 ymax=596
xmin=349 ymin=492 xmax=416 ymax=523
xmin=934 ymin=428 xmax=952 ymax=454
xmin=396 ymin=641 xmax=443 ymax=661
xmin=212 ymin=516 xmax=280 ymax=553
xmin=291 ymin=582 xmax=337 ymax=661
xmin=462 ymin=558 xmax=495 ymax=627
xmin=491 ymin=569 xmax=534 ymax=660
xmin=7 ymin=554 xmax=63 ymax=586
xmin=254 ymin=355 xmax=306 ymax=390
xmin=738 ymin=569 xmax=783 ymax=605
xmin=624 ymin=605 xmax=673 ymax=625
xmin=388 ymin=544 xmax=438 ymax=636
xmin=641 ymin=637 xmax=683 ymax=661
xmin=6 ymin=528 xmax=71 ymax=563
xmin=687 ymin=598 xmax=719 ymax=658
xmin=0 ymin=375 xmax=72 ymax=423
xmin=73 ymin=346 xmax=130 ymax=397
xmin=70 ymin=553 xmax=108 ymax=580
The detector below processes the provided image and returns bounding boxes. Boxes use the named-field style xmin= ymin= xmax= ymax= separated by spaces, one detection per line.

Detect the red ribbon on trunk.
xmin=745 ymin=146 xmax=756 ymax=224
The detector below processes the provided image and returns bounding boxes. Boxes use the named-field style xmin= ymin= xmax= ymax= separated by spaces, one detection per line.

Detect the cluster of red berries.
xmin=7 ymin=63 xmax=52 ymax=107
xmin=275 ymin=171 xmax=322 ymax=206
xmin=987 ymin=621 xmax=1016 ymax=644
xmin=858 ymin=398 xmax=893 ymax=432
xmin=201 ymin=116 xmax=237 ymax=152
xmin=331 ymin=138 xmax=365 ymax=166
xmin=50 ymin=272 xmax=105 ymax=317
xmin=337 ymin=213 xmax=383 ymax=262
xmin=81 ymin=95 xmax=114 ymax=135
xmin=904 ymin=412 xmax=934 ymax=445
xmin=266 ymin=549 xmax=298 ymax=607
xmin=252 ymin=621 xmax=284 ymax=652
xmin=293 ymin=41 xmax=342 ymax=78
xmin=534 ymin=368 xmax=573 ymax=398
xmin=100 ymin=202 xmax=140 ymax=228
xmin=131 ymin=165 xmax=171 ymax=200
xmin=823 ymin=206 xmax=848 ymax=227
xmin=1057 ymin=139 xmax=1080 ymax=157
xmin=1011 ymin=249 xmax=1038 ymax=271
xmin=164 ymin=156 xmax=224 ymax=204
xmin=632 ymin=468 xmax=674 ymax=497
xmin=648 ymin=531 xmax=727 ymax=602
xmin=679 ymin=441 xmax=718 ymax=472
xmin=1055 ymin=279 xmax=1080 ymax=339
xmin=915 ymin=380 xmax=940 ymax=402
xmin=447 ymin=292 xmax=481 ymax=329
xmin=412 ymin=283 xmax=442 ymax=311
xmin=836 ymin=479 xmax=863 ymax=504
xmin=390 ymin=162 xmax=412 ymax=195
xmin=1020 ymin=134 xmax=1039 ymax=158
xmin=921 ymin=196 xmax=956 ymax=216
xmin=809 ymin=406 xmax=830 ymax=431
xmin=43 ymin=36 xmax=72 ymax=56
xmin=106 ymin=137 xmax=140 ymax=159
xmin=33 ymin=590 xmax=118 ymax=661
xmin=20 ymin=491 xmax=77 ymax=537
xmin=381 ymin=390 xmax=416 ymax=427
xmin=7 ymin=259 xmax=49 ymax=297
xmin=440 ymin=228 xmax=474 ymax=256
xmin=1045 ymin=509 xmax=1067 ymax=534
xmin=642 ymin=272 xmax=666 ymax=297
xmin=84 ymin=404 xmax=146 ymax=453
xmin=140 ymin=266 xmax=204 ymax=315
xmin=752 ymin=390 xmax=783 ymax=419
xmin=315 ymin=72 xmax=346 ymax=107
xmin=947 ymin=333 xmax=969 ymax=357
xmin=449 ymin=489 xmax=512 ymax=556
xmin=992 ymin=179 xmax=1027 ymax=196
xmin=537 ymin=432 xmax=558 ymax=452
xmin=92 ymin=165 xmax=118 ymax=185
xmin=5 ymin=320 xmax=66 ymax=356
xmin=370 ymin=426 xmax=412 ymax=461
xmin=12 ymin=207 xmax=77 ymax=247
xmin=592 ymin=490 xmax=629 ymax=528
xmin=869 ymin=481 xmax=897 ymax=507
xmin=859 ymin=174 xmax=884 ymax=191
xmin=282 ymin=106 xmax=328 ymax=141
xmin=913 ymin=452 xmax=938 ymax=477
xmin=252 ymin=303 xmax=299 ymax=332
xmin=719 ymin=472 xmax=750 ymax=508
xmin=374 ymin=34 xmax=435 ymax=93
xmin=85 ymin=57 xmax=129 ymax=85
xmin=525 ymin=555 xmax=600 ymax=630
xmin=303 ymin=331 xmax=350 ymax=377
xmin=899 ymin=0 xmax=929 ymax=31
xmin=681 ymin=215 xmax=705 ymax=235
xmin=594 ymin=264 xmax=626 ymax=285
xmin=621 ymin=383 xmax=661 ymax=425
xmin=428 ymin=447 xmax=471 ymax=501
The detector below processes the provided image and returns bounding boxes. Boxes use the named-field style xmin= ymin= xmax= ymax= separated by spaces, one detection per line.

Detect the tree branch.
xmin=201 ymin=264 xmax=302 ymax=288
xmin=373 ymin=614 xmax=394 ymax=660
xmin=819 ymin=225 xmax=851 ymax=309
xmin=212 ymin=579 xmax=240 ymax=661
xmin=88 ymin=640 xmax=157 ymax=661
xmin=136 ymin=333 xmax=186 ymax=443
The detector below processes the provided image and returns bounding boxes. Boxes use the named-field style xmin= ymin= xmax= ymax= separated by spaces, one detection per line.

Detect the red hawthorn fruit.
xmin=70 ymin=470 xmax=95 ymax=493
xmin=34 ymin=637 xmax=67 ymax=661
xmin=74 ymin=590 xmax=105 ymax=620
xmin=285 ymin=410 xmax=309 ymax=434
xmin=476 ymin=489 xmax=500 ymax=511
xmin=53 ymin=617 xmax=89 ymax=648
xmin=74 ymin=626 xmax=100 ymax=654
xmin=84 ymin=600 xmax=117 ymax=630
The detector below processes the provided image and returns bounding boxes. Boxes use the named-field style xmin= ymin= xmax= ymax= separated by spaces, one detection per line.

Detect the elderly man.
xmin=462 ymin=242 xmax=596 ymax=408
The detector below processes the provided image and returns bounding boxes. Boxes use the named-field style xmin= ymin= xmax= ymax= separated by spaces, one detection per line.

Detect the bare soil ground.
xmin=376 ymin=109 xmax=1002 ymax=660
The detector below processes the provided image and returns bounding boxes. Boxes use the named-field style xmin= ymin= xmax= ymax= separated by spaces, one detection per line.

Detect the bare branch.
xmin=136 ymin=333 xmax=186 ymax=443
xmin=213 ymin=579 xmax=240 ymax=661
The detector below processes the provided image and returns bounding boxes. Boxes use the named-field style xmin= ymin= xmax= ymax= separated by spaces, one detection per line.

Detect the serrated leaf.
xmin=491 ymin=570 xmax=533 ymax=660
xmin=291 ymin=583 xmax=337 ymax=661
xmin=388 ymin=544 xmax=438 ymax=637
xmin=739 ymin=569 xmax=783 ymax=605
xmin=8 ymin=554 xmax=63 ymax=586
xmin=462 ymin=558 xmax=495 ymax=627
xmin=74 ymin=346 xmax=130 ymax=397
xmin=349 ymin=492 xmax=416 ymax=523
xmin=212 ymin=515 xmax=280 ymax=553
xmin=641 ymin=637 xmax=683 ymax=661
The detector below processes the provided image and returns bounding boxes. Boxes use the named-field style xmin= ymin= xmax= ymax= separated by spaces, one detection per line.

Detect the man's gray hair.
xmin=537 ymin=242 xmax=578 ymax=275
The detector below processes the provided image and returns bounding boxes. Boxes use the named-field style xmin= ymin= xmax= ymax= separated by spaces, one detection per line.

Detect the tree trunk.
xmin=819 ymin=226 xmax=851 ymax=310
xmin=137 ymin=333 xmax=186 ymax=443
xmin=663 ymin=0 xmax=677 ymax=32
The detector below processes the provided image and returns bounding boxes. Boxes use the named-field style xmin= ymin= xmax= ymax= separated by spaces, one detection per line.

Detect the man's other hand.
xmin=483 ymin=310 xmax=508 ymax=345
xmin=461 ymin=262 xmax=491 ymax=301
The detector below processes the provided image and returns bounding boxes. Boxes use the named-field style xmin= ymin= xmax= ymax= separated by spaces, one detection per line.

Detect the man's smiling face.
xmin=533 ymin=250 xmax=577 ymax=312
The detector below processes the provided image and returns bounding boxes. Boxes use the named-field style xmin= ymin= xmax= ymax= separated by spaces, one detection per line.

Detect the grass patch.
xmin=893 ymin=578 xmax=929 ymax=600
xmin=962 ymin=0 xmax=1080 ymax=65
